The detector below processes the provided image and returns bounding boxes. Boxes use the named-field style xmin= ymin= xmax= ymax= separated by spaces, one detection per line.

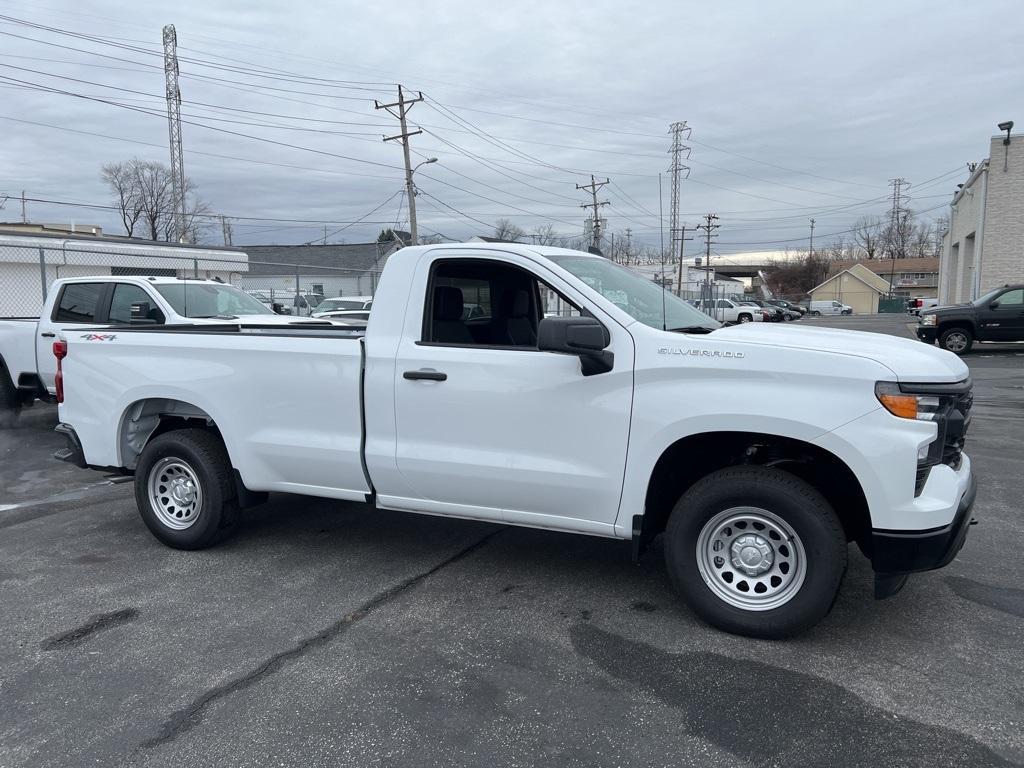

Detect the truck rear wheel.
xmin=738 ymin=313 xmax=753 ymax=323
xmin=664 ymin=466 xmax=847 ymax=638
xmin=939 ymin=327 xmax=972 ymax=355
xmin=0 ymin=362 xmax=20 ymax=428
xmin=134 ymin=429 xmax=238 ymax=550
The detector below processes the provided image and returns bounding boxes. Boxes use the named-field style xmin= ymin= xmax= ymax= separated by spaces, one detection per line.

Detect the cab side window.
xmin=994 ymin=289 xmax=1023 ymax=308
xmin=109 ymin=284 xmax=165 ymax=325
xmin=423 ymin=259 xmax=579 ymax=348
xmin=53 ymin=283 xmax=104 ymax=323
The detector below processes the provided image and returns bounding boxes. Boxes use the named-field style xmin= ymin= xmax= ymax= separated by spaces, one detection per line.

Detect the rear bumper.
xmin=869 ymin=468 xmax=976 ymax=575
xmin=53 ymin=423 xmax=87 ymax=468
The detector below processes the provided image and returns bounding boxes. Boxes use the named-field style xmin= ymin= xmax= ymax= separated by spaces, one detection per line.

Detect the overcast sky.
xmin=0 ymin=0 xmax=1020 ymax=255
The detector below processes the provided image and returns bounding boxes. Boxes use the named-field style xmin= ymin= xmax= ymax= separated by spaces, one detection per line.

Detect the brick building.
xmin=940 ymin=130 xmax=1024 ymax=303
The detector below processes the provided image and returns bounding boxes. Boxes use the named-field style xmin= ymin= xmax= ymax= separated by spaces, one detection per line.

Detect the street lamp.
xmin=407 ymin=157 xmax=438 ymax=245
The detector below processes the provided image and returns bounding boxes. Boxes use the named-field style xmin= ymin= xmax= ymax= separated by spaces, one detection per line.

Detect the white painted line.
xmin=0 ymin=503 xmax=20 ymax=512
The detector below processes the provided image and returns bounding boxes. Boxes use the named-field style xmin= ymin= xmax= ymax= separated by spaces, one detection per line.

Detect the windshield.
xmin=317 ymin=298 xmax=367 ymax=312
xmin=155 ymin=283 xmax=273 ymax=318
xmin=972 ymin=287 xmax=1004 ymax=307
xmin=545 ymin=254 xmax=721 ymax=331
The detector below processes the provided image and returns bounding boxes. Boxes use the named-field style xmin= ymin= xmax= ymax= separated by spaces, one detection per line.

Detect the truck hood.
xmin=716 ymin=323 xmax=969 ymax=383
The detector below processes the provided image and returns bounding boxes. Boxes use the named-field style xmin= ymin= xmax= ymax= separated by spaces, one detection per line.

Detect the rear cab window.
xmin=52 ymin=283 xmax=105 ymax=323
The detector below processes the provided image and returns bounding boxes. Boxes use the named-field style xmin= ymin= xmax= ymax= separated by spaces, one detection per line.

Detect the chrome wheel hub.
xmin=946 ymin=333 xmax=967 ymax=352
xmin=696 ymin=507 xmax=807 ymax=611
xmin=148 ymin=457 xmax=203 ymax=531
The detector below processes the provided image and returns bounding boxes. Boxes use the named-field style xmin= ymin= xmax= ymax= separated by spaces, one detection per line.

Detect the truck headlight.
xmin=875 ymin=382 xmax=941 ymax=420
xmin=920 ymin=314 xmax=937 ymax=326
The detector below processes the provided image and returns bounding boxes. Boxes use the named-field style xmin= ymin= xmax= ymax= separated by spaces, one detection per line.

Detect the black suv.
xmin=917 ymin=284 xmax=1024 ymax=354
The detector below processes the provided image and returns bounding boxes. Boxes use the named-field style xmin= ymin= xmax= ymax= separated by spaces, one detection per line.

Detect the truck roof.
xmin=53 ymin=275 xmax=231 ymax=286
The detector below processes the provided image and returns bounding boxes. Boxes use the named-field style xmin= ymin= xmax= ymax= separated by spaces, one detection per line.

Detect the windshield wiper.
xmin=667 ymin=325 xmax=716 ymax=334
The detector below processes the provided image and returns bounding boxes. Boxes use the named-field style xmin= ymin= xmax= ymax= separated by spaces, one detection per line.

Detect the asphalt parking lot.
xmin=1 ymin=314 xmax=1022 ymax=768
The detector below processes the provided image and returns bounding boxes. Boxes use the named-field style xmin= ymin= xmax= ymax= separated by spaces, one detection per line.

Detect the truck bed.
xmin=61 ymin=323 xmax=371 ymax=501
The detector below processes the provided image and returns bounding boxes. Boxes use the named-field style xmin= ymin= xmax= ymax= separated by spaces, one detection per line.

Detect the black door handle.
xmin=403 ymin=370 xmax=447 ymax=381
xmin=40 ymin=332 xmax=56 ymax=338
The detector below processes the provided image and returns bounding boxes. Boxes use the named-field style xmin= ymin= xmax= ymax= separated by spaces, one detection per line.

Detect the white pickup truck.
xmin=0 ymin=276 xmax=322 ymax=421
xmin=54 ymin=244 xmax=976 ymax=638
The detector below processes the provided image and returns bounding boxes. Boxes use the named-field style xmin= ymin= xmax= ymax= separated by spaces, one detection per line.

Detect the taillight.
xmin=53 ymin=340 xmax=67 ymax=404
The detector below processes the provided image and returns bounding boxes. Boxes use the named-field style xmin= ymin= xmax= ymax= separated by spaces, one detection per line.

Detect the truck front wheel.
xmin=664 ymin=466 xmax=847 ymax=638
xmin=134 ymin=429 xmax=238 ymax=550
xmin=939 ymin=327 xmax=973 ymax=355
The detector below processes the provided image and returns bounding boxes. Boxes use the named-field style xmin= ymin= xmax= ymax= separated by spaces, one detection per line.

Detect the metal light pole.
xmin=409 ymin=157 xmax=438 ymax=244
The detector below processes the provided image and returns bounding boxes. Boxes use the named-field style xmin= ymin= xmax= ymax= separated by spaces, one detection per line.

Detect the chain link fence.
xmin=0 ymin=241 xmax=384 ymax=318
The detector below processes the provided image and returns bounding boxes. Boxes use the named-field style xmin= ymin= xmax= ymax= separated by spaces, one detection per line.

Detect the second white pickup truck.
xmin=54 ymin=244 xmax=977 ymax=638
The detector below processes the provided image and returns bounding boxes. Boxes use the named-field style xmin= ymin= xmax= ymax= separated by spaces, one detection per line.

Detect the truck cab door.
xmin=35 ymin=281 xmax=109 ymax=391
xmin=980 ymin=288 xmax=1024 ymax=341
xmin=385 ymin=251 xmax=634 ymax=534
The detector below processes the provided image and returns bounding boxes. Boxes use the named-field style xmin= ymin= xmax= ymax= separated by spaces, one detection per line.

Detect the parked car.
xmin=917 ymin=284 xmax=1024 ymax=354
xmin=907 ymin=296 xmax=940 ymax=316
xmin=743 ymin=299 xmax=790 ymax=322
xmin=766 ymin=299 xmax=807 ymax=316
xmin=0 ymin=276 xmax=326 ymax=419
xmin=693 ymin=298 xmax=764 ymax=324
xmin=312 ymin=296 xmax=373 ymax=318
xmin=808 ymin=300 xmax=853 ymax=316
xmin=54 ymin=243 xmax=976 ymax=638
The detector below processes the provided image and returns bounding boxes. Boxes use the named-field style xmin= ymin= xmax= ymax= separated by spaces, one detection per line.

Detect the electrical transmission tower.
xmin=577 ymin=175 xmax=610 ymax=251
xmin=162 ymin=24 xmax=187 ymax=243
xmin=886 ymin=178 xmax=910 ymax=259
xmin=375 ymin=85 xmax=424 ymax=244
xmin=220 ymin=215 xmax=233 ymax=246
xmin=667 ymin=121 xmax=691 ymax=263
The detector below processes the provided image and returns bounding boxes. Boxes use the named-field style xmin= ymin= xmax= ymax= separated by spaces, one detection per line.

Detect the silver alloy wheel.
xmin=148 ymin=456 xmax=203 ymax=530
xmin=696 ymin=506 xmax=807 ymax=611
xmin=739 ymin=315 xmax=752 ymax=323
xmin=944 ymin=331 xmax=969 ymax=353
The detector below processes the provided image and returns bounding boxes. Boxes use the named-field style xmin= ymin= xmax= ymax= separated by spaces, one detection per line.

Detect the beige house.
xmin=940 ymin=131 xmax=1024 ymax=303
xmin=808 ymin=263 xmax=891 ymax=314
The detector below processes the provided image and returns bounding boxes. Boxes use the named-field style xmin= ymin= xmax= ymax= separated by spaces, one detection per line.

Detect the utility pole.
xmin=624 ymin=227 xmax=632 ymax=264
xmin=21 ymin=190 xmax=27 ymax=223
xmin=675 ymin=224 xmax=694 ymax=296
xmin=375 ymin=85 xmax=424 ymax=244
xmin=322 ymin=225 xmax=328 ymax=245
xmin=696 ymin=214 xmax=720 ymax=287
xmin=577 ymin=175 xmax=610 ymax=251
xmin=162 ymin=24 xmax=187 ymax=243
xmin=220 ymin=215 xmax=233 ymax=246
xmin=809 ymin=218 xmax=815 ymax=257
xmin=667 ymin=121 xmax=691 ymax=264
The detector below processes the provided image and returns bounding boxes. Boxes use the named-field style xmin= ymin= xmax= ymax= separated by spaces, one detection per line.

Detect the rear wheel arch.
xmin=118 ymin=398 xmax=221 ymax=471
xmin=641 ymin=431 xmax=871 ymax=548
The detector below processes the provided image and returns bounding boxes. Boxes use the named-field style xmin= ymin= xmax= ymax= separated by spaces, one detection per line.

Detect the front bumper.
xmin=916 ymin=326 xmax=938 ymax=343
xmin=870 ymin=468 xmax=976 ymax=575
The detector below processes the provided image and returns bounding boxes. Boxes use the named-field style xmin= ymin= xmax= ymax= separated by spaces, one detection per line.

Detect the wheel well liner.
xmin=642 ymin=431 xmax=871 ymax=547
xmin=119 ymin=398 xmax=218 ymax=471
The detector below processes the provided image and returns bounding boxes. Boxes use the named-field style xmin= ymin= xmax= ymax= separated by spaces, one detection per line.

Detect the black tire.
xmin=738 ymin=313 xmax=753 ymax=324
xmin=0 ymin=361 xmax=20 ymax=428
xmin=809 ymin=310 xmax=821 ymax=317
xmin=134 ymin=428 xmax=238 ymax=550
xmin=664 ymin=466 xmax=847 ymax=639
xmin=842 ymin=309 xmax=853 ymax=316
xmin=938 ymin=326 xmax=973 ymax=355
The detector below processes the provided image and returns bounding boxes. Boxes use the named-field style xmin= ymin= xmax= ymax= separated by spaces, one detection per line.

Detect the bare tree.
xmin=102 ymin=161 xmax=144 ymax=237
xmin=910 ymin=222 xmax=933 ymax=258
xmin=531 ymin=224 xmax=560 ymax=246
xmin=883 ymin=209 xmax=915 ymax=260
xmin=852 ymin=216 xmax=883 ymax=260
xmin=101 ymin=158 xmax=210 ymax=243
xmin=493 ymin=218 xmax=526 ymax=242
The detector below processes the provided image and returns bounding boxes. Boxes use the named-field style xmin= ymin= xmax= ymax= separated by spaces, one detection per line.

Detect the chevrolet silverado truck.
xmin=54 ymin=244 xmax=976 ymax=638
xmin=917 ymin=284 xmax=1024 ymax=354
xmin=0 ymin=276 xmax=324 ymax=422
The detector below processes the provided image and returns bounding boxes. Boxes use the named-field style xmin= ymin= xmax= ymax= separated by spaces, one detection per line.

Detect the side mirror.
xmin=990 ymin=301 xmax=1000 ymax=309
xmin=129 ymin=301 xmax=157 ymax=325
xmin=538 ymin=316 xmax=613 ymax=375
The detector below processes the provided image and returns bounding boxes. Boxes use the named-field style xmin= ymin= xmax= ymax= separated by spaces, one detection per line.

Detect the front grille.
xmin=912 ymin=380 xmax=972 ymax=497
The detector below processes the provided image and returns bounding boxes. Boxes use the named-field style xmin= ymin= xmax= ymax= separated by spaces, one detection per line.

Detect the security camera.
xmin=997 ymin=121 xmax=1014 ymax=132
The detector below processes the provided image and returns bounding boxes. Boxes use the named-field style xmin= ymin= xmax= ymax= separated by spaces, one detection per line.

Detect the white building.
xmin=0 ymin=231 xmax=249 ymax=316
xmin=940 ymin=130 xmax=1024 ymax=303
